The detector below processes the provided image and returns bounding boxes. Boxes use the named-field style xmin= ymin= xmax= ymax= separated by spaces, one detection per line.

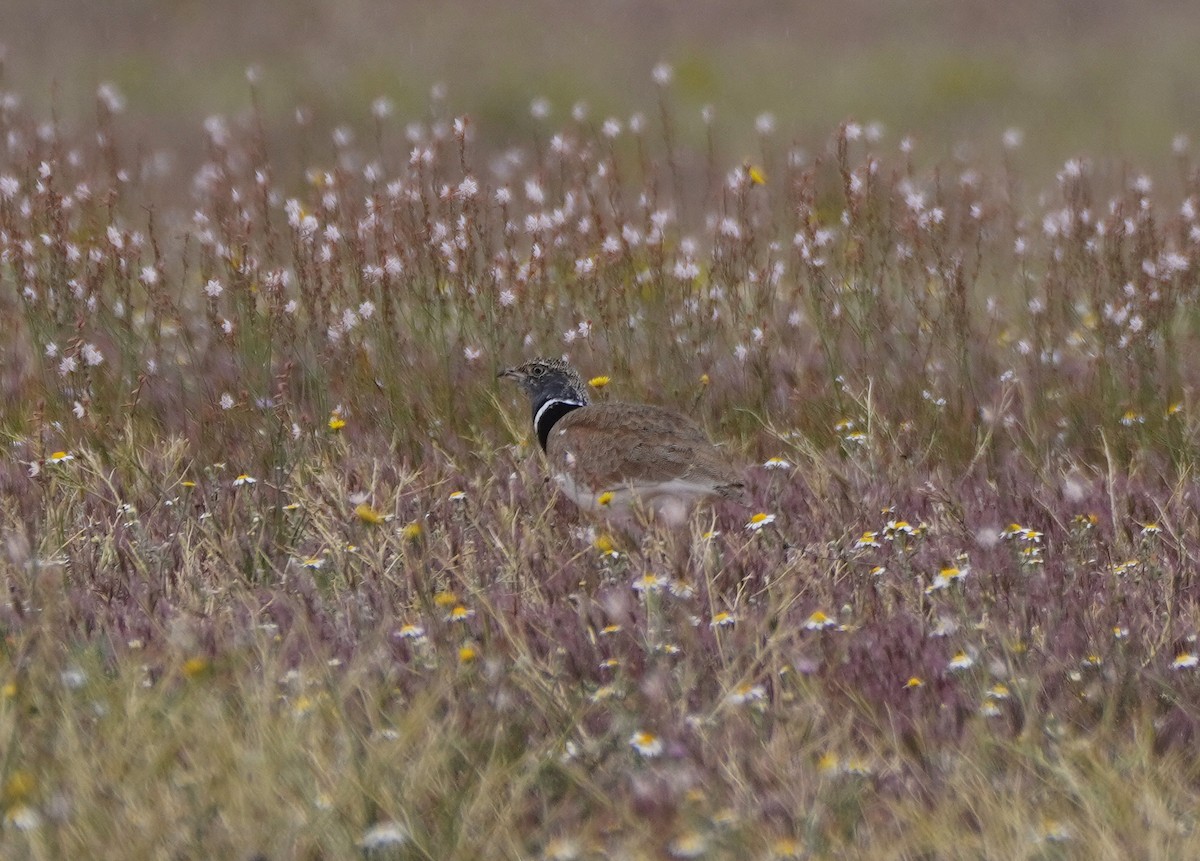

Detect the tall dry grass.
xmin=2 ymin=72 xmax=1200 ymax=858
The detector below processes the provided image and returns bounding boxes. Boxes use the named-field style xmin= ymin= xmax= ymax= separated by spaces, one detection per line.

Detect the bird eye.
xmin=531 ymin=366 xmax=546 ymax=377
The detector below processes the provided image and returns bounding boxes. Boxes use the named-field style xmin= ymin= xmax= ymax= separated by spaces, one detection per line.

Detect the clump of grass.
xmin=3 ymin=72 xmax=1200 ymax=856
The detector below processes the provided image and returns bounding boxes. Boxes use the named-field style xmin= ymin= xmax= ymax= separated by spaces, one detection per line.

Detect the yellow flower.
xmin=1038 ymin=819 xmax=1072 ymax=843
xmin=855 ymin=531 xmax=881 ymax=549
xmin=710 ymin=611 xmax=736 ymax=628
xmin=47 ymin=450 xmax=74 ymax=464
xmin=747 ymin=164 xmax=767 ymax=186
xmin=746 ymin=512 xmax=777 ymax=531
xmin=401 ymin=521 xmax=422 ymax=541
xmin=355 ymin=502 xmax=387 ymax=525
xmin=816 ymin=751 xmax=840 ymax=774
xmin=433 ymin=591 xmax=459 ymax=607
xmin=629 ymin=730 xmax=664 ymax=757
xmin=180 ymin=479 xmax=196 ymax=488
xmin=593 ymin=533 xmax=617 ymax=556
xmin=804 ymin=610 xmax=835 ymax=630
xmin=770 ymin=838 xmax=803 ymax=859
xmin=699 ymin=373 xmax=710 ymax=386
xmin=844 ymin=756 xmax=873 ymax=776
xmin=182 ymin=657 xmax=210 ymax=678
xmin=545 ymin=837 xmax=584 ymax=860
xmin=597 ymin=491 xmax=615 ymax=507
xmin=948 ymin=651 xmax=974 ymax=670
xmin=904 ymin=676 xmax=923 ymax=689
xmin=632 ymin=573 xmax=667 ymax=594
xmin=2 ymin=770 xmax=35 ymax=805
xmin=668 ymin=830 xmax=708 ymax=858
xmin=1172 ymin=652 xmax=1199 ymax=670
xmin=458 ymin=644 xmax=478 ymax=663
xmin=726 ymin=683 xmax=766 ymax=705
xmin=232 ymin=473 xmax=256 ymax=487
xmin=328 ymin=412 xmax=346 ymax=431
xmin=588 ymin=375 xmax=611 ymax=389
xmin=5 ymin=803 xmax=41 ymax=830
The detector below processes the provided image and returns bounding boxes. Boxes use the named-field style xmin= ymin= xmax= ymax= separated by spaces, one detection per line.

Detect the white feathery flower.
xmin=371 ymin=96 xmax=393 ymax=119
xmin=456 ymin=176 xmax=478 ymax=199
xmin=524 ymin=179 xmax=544 ymax=205
xmin=81 ymin=343 xmax=103 ymax=367
xmin=97 ymin=81 xmax=126 ymax=113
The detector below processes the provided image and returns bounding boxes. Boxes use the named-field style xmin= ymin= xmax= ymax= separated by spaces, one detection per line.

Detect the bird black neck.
xmin=533 ymin=398 xmax=585 ymax=451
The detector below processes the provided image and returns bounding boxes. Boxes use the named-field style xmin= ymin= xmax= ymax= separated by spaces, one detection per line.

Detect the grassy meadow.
xmin=4 ymin=55 xmax=1200 ymax=858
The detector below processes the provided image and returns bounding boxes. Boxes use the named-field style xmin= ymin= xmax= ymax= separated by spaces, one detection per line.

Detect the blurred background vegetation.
xmin=7 ymin=0 xmax=1200 ymax=183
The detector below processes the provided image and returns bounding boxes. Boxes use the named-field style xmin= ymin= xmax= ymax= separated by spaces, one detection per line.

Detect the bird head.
xmin=498 ymin=357 xmax=590 ymax=407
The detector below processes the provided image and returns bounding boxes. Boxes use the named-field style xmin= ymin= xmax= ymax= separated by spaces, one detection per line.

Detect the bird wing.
xmin=545 ymin=403 xmax=743 ymax=495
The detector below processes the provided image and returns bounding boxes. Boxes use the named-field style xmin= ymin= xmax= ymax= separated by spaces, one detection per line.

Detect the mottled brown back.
xmin=545 ymin=402 xmax=744 ymax=497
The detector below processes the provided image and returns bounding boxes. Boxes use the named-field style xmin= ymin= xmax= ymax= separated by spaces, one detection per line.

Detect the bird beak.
xmin=497 ymin=367 xmax=521 ymax=381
